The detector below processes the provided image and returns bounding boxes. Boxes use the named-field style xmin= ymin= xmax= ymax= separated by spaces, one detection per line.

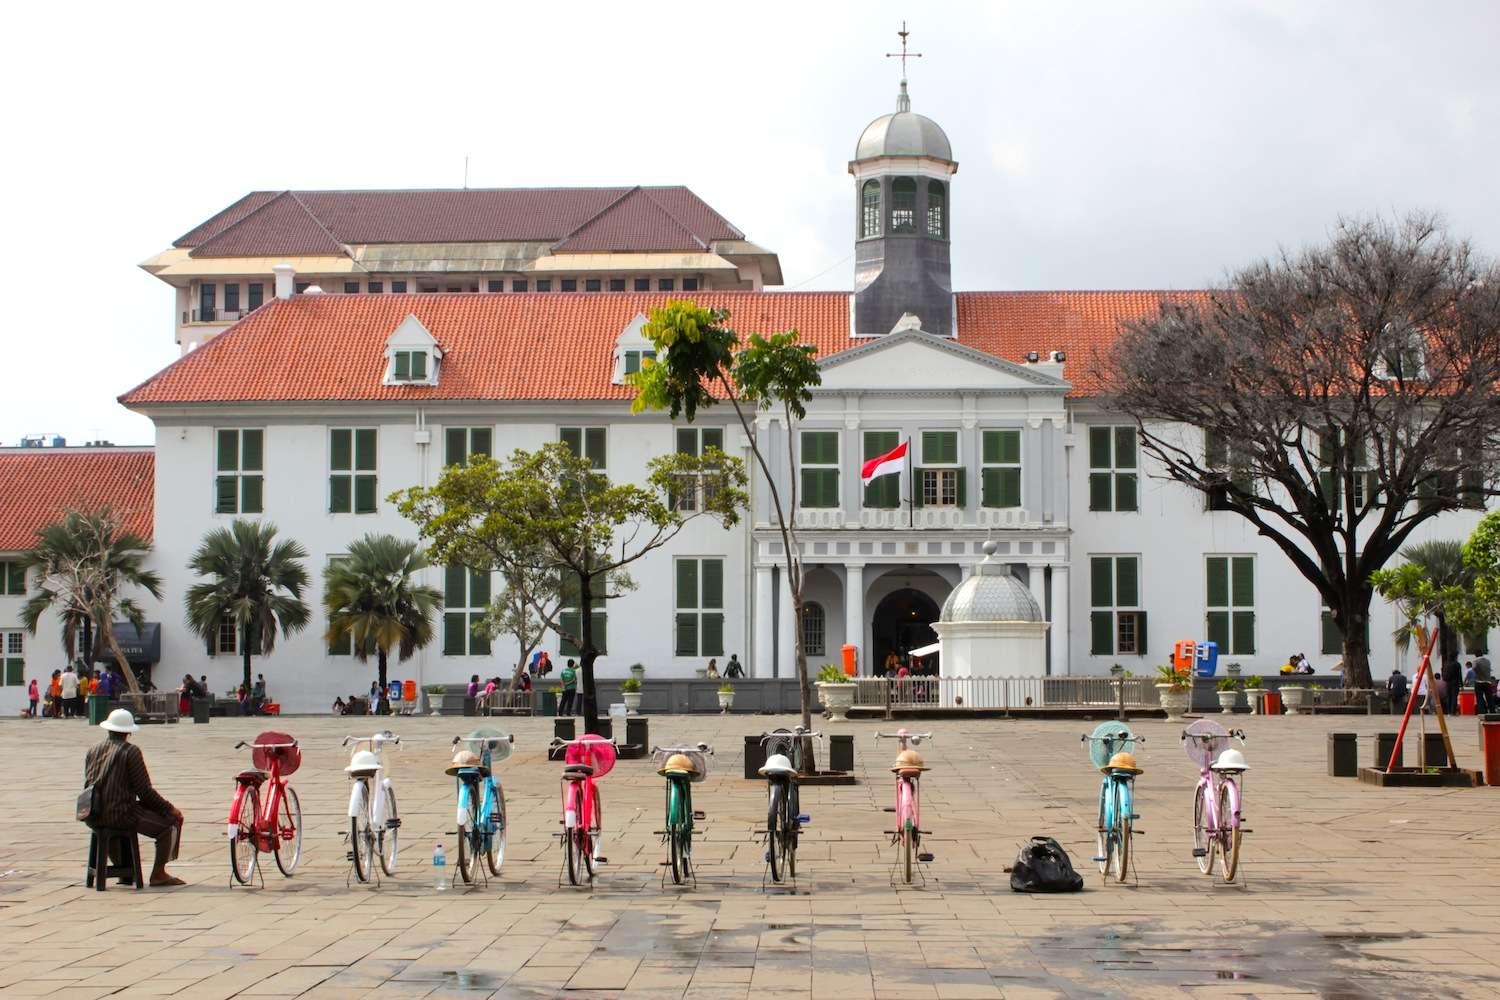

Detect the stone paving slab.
xmin=0 ymin=711 xmax=1496 ymax=998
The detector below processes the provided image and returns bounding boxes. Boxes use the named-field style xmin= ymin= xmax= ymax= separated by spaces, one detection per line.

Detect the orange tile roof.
xmin=119 ymin=290 xmax=1209 ymax=407
xmin=0 ymin=449 xmax=154 ymax=552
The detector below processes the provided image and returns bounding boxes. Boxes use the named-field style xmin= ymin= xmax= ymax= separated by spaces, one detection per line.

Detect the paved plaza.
xmin=0 ymin=710 xmax=1495 ymax=999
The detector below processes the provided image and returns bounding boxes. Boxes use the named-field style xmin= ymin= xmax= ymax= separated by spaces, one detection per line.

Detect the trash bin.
xmin=1458 ymin=689 xmax=1477 ymax=715
xmin=841 ymin=643 xmax=857 ymax=677
xmin=462 ymin=696 xmax=477 ymax=717
xmin=191 ymin=697 xmax=212 ymax=724
xmin=623 ymin=716 xmax=649 ymax=760
xmin=1420 ymin=731 xmax=1448 ymax=768
xmin=1483 ymin=720 xmax=1500 ymax=787
xmin=541 ymin=689 xmax=558 ymax=715
xmin=744 ymin=734 xmax=767 ymax=779
xmin=1327 ymin=732 xmax=1358 ymax=777
xmin=829 ymin=733 xmax=854 ymax=773
xmin=1374 ymin=731 xmax=1402 ymax=770
xmin=1262 ymin=691 xmax=1282 ymax=715
xmin=87 ymin=695 xmax=109 ymax=726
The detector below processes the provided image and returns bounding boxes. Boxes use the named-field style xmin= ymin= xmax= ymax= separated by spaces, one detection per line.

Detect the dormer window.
xmin=612 ymin=313 xmax=659 ymax=384
xmin=382 ymin=314 xmax=442 ymax=386
xmin=392 ymin=350 xmax=428 ymax=381
xmin=623 ymin=349 xmax=657 ymax=376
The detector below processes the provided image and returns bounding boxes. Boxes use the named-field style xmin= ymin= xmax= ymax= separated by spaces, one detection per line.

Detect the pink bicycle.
xmin=1181 ymin=719 xmax=1250 ymax=882
xmin=550 ymin=734 xmax=617 ymax=886
xmin=875 ymin=729 xmax=934 ymax=884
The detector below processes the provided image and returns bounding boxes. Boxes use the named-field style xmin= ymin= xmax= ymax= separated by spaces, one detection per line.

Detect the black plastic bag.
xmin=1009 ymin=836 xmax=1084 ymax=892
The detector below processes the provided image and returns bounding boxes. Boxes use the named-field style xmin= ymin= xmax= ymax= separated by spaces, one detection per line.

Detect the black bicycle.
xmin=757 ymin=726 xmax=823 ymax=884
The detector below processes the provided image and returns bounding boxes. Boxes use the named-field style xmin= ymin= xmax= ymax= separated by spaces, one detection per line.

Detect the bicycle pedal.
xmin=596 ymin=857 xmax=608 ymax=864
xmin=1130 ymin=814 xmax=1141 ymax=820
xmin=386 ymin=819 xmax=401 ymax=829
xmin=797 ymin=814 xmax=811 ymax=824
xmin=882 ymin=806 xmax=897 ymax=812
xmin=1091 ymin=856 xmax=1107 ymax=863
xmin=1134 ymin=830 xmax=1146 ymax=835
xmin=1191 ymin=848 xmax=1208 ymax=858
xmin=1241 ymin=828 xmax=1254 ymax=834
xmin=917 ymin=853 xmax=934 ymax=863
xmin=692 ymin=811 xmax=706 ymax=820
xmin=345 ymin=851 xmax=355 ymax=861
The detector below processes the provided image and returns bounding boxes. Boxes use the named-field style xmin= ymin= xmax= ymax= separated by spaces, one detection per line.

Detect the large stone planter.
xmin=1156 ymin=683 xmax=1190 ymax=721
xmin=718 ymin=691 xmax=735 ymax=713
xmin=1217 ymin=691 xmax=1239 ymax=713
xmin=817 ymin=682 xmax=856 ymax=722
xmin=1281 ymin=685 xmax=1309 ymax=715
xmin=622 ymin=691 xmax=642 ymax=713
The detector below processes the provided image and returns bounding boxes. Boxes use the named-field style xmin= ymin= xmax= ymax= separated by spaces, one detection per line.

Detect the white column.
xmin=1026 ymin=563 xmax=1048 ymax=620
xmin=1050 ymin=565 xmax=1070 ymax=676
xmin=778 ymin=567 xmax=796 ymax=679
xmin=754 ymin=565 xmax=774 ymax=679
xmin=844 ymin=564 xmax=865 ymax=674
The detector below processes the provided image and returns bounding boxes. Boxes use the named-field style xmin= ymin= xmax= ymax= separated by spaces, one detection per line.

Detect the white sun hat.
xmin=759 ymin=753 xmax=797 ymax=777
xmin=99 ymin=708 xmax=139 ymax=734
xmin=1211 ymin=748 xmax=1250 ymax=772
xmin=344 ymin=750 xmax=382 ymax=773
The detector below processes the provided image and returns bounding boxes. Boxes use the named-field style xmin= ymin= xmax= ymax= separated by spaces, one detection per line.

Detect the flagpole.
xmin=907 ymin=440 xmax=914 ymax=529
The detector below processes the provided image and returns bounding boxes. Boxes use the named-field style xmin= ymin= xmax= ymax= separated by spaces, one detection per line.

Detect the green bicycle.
xmin=651 ymin=742 xmax=713 ymax=886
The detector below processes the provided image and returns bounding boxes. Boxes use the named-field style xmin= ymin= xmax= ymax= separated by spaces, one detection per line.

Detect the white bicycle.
xmin=343 ymin=731 xmax=401 ymax=883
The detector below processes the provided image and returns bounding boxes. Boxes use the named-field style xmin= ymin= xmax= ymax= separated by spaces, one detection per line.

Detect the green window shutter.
xmin=999 ymin=430 xmax=1021 ymax=464
xmin=328 ymin=627 xmax=350 ymax=656
xmin=702 ymin=558 xmax=723 ymax=609
xmin=955 ymin=467 xmax=967 ymax=508
xmin=394 ymin=351 xmax=410 ymax=380
xmin=675 ymin=613 xmax=699 ymax=656
xmin=241 ymin=475 xmax=263 ymax=514
xmin=999 ymin=467 xmax=1021 ymax=508
xmin=676 ymin=559 xmax=698 ymax=609
xmin=1114 ymin=427 xmax=1137 ymax=469
xmin=1088 ymin=426 xmax=1112 ymax=469
xmin=801 ymin=469 xmax=838 ymax=508
xmin=624 ymin=351 xmax=640 ymax=375
xmin=1136 ymin=611 xmax=1148 ymax=657
xmin=354 ymin=475 xmax=378 ymax=514
xmin=1206 ymin=557 xmax=1228 ymax=607
xmin=241 ymin=429 xmax=263 ymax=471
xmin=701 ymin=612 xmax=724 ymax=656
xmin=1088 ymin=473 xmax=1112 ymax=512
xmin=864 ymin=430 xmax=898 ymax=459
xmin=802 ymin=431 xmax=837 ymax=465
xmin=591 ymin=611 xmax=608 ymax=654
xmin=558 ymin=611 xmax=581 ymax=657
xmin=1231 ymin=611 xmax=1256 ymax=655
xmin=445 ymin=428 xmax=467 ymax=466
xmin=354 ymin=429 xmax=377 ymax=471
xmin=982 ymin=430 xmax=1001 ymax=465
xmin=215 ymin=476 xmax=239 ymax=514
xmin=702 ymin=428 xmax=723 ymax=453
xmin=1115 ymin=473 xmax=1138 ymax=512
xmin=1204 ymin=429 xmax=1225 ymax=468
xmin=217 ymin=429 xmax=238 ymax=471
xmin=6 ymin=563 xmax=23 ymax=594
xmin=981 ymin=467 xmax=1000 ymax=508
xmin=1321 ymin=611 xmax=1342 ymax=656
xmin=1090 ymin=557 xmax=1113 ymax=608
xmin=469 ymin=613 xmax=490 ymax=655
xmin=5 ymin=658 xmax=24 ymax=686
xmin=676 ymin=428 xmax=698 ymax=456
xmin=1231 ymin=557 xmax=1254 ymax=606
xmin=1206 ymin=610 xmax=1230 ymax=651
xmin=471 ymin=428 xmax=492 ymax=458
xmin=561 ymin=427 xmax=583 ymax=456
xmin=922 ymin=431 xmax=957 ymax=464
xmin=443 ymin=612 xmax=467 ymax=655
xmin=1090 ymin=612 xmax=1114 ymax=655
xmin=411 ymin=352 xmax=427 ymax=380
xmin=329 ymin=475 xmax=351 ymax=513
xmin=445 ymin=565 xmax=467 ymax=606
xmin=584 ymin=427 xmax=606 ymax=468
xmin=330 ymin=429 xmax=352 ymax=471
xmin=246 ymin=624 xmax=263 ymax=656
xmin=469 ymin=569 xmax=491 ymax=607
xmin=1116 ymin=557 xmax=1139 ymax=608
xmin=910 ymin=471 xmax=924 ymax=508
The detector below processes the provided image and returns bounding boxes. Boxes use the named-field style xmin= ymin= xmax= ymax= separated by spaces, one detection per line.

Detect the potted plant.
xmin=1154 ymin=663 xmax=1192 ymax=720
xmin=541 ymin=685 xmax=561 ymax=716
xmin=815 ymin=663 xmax=857 ymax=722
xmin=1225 ymin=661 xmax=1243 ymax=677
xmin=718 ymin=681 xmax=735 ymax=713
xmin=629 ymin=662 xmax=646 ymax=681
xmin=1215 ymin=677 xmax=1242 ymax=713
xmin=1281 ymin=681 xmax=1309 ymax=715
xmin=1109 ymin=662 xmax=1125 ymax=677
xmin=620 ymin=676 xmax=643 ymax=713
xmin=424 ymin=684 xmax=445 ymax=716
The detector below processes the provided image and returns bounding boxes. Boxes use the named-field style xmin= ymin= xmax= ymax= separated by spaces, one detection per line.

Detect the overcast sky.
xmin=4 ymin=0 xmax=1498 ymax=445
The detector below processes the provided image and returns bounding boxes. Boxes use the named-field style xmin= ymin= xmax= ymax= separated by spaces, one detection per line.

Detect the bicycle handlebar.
xmin=875 ymin=731 xmax=933 ymax=743
xmin=758 ymin=728 xmax=824 ymax=745
xmin=549 ymin=737 xmax=619 ymax=748
xmin=453 ymin=734 xmax=514 ymax=747
xmin=1180 ymin=729 xmax=1246 ymax=742
xmin=1081 ymin=733 xmax=1144 ymax=743
xmin=235 ymin=740 xmax=298 ymax=750
xmin=343 ymin=733 xmax=400 ymax=749
xmin=651 ymin=743 xmax=715 ymax=755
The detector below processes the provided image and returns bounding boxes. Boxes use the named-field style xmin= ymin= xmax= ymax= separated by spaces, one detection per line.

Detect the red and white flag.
xmin=860 ymin=439 xmax=909 ymax=486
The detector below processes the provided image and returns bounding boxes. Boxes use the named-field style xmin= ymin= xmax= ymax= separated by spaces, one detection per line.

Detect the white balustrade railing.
xmin=852 ymin=676 xmax=1160 ymax=711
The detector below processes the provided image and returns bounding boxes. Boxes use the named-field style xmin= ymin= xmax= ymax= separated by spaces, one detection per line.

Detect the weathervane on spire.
xmin=885 ymin=21 xmax=923 ymax=79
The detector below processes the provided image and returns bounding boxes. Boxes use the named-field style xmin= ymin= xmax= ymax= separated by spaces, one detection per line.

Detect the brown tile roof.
xmin=0 ymin=449 xmax=154 ymax=551
xmin=175 ymin=187 xmax=746 ymax=258
xmin=117 ymin=290 xmax=1204 ymax=407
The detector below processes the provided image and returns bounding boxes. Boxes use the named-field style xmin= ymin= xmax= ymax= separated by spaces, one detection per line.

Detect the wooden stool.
xmin=86 ymin=827 xmax=144 ymax=891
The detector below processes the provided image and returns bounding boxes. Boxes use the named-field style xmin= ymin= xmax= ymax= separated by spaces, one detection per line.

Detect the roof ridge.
xmin=637 ymin=189 xmax=709 ymax=250
xmin=550 ymin=186 xmax=643 ymax=250
xmin=643 ymin=187 xmax=745 ymax=243
xmin=286 ymin=190 xmax=355 ymax=261
xmin=172 ymin=191 xmax=279 ymax=248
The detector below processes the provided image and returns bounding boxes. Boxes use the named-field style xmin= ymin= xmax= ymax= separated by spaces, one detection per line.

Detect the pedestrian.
xmin=61 ymin=665 xmax=79 ymax=718
xmin=559 ymin=659 xmax=578 ymax=715
xmin=1463 ymin=660 xmax=1476 ymax=686
xmin=1439 ymin=654 xmax=1461 ymax=715
xmin=84 ymin=708 xmax=185 ymax=887
xmin=177 ymin=674 xmax=194 ymax=716
xmin=369 ymin=680 xmax=380 ymax=705
xmin=538 ymin=651 xmax=552 ymax=676
xmin=88 ymin=671 xmax=99 ymax=697
xmin=27 ymin=676 xmax=39 ymax=717
xmin=1387 ymin=666 xmax=1409 ymax=714
xmin=467 ymin=674 xmax=480 ymax=699
xmin=237 ymin=684 xmax=251 ymax=716
xmin=706 ymin=658 xmax=719 ymax=678
xmin=1474 ymin=656 xmax=1494 ymax=714
xmin=199 ymin=675 xmax=209 ymax=700
xmin=48 ymin=669 xmax=63 ymax=718
xmin=725 ymin=654 xmax=744 ymax=679
xmin=883 ymin=650 xmax=900 ymax=678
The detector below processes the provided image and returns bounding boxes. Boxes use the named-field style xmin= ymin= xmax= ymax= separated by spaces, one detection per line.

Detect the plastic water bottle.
xmin=432 ymin=843 xmax=447 ymax=890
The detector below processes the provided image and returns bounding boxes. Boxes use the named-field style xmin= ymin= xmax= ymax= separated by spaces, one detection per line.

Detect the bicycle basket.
xmin=653 ymin=747 xmax=709 ymax=783
xmin=463 ymin=726 xmax=513 ymax=763
xmin=1181 ymin=719 xmax=1231 ymax=769
xmin=566 ymin=732 xmax=616 ymax=777
xmin=252 ymin=730 xmax=300 ymax=775
xmin=1086 ymin=721 xmax=1137 ymax=769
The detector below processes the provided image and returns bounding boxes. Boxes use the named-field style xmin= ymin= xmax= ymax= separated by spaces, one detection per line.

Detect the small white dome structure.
xmin=934 ymin=541 xmax=1050 ymax=703
xmin=855 ymin=82 xmax=954 ymax=162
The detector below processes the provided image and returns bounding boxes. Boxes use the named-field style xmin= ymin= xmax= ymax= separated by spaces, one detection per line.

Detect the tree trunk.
xmin=579 ymin=569 xmax=600 ymax=735
xmin=791 ymin=583 xmax=812 ymax=733
xmin=102 ymin=624 xmax=142 ymax=702
xmin=1339 ymin=589 xmax=1375 ymax=690
xmin=377 ymin=648 xmax=389 ymax=690
xmin=241 ymin=624 xmax=253 ymax=691
xmin=81 ymin=616 xmax=94 ymax=668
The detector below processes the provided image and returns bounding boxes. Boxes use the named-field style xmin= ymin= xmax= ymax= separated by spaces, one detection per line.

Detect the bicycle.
xmin=551 ymin=734 xmax=617 ymax=887
xmin=651 ymin=743 xmax=713 ymax=886
xmin=1082 ymin=722 xmax=1144 ymax=884
xmin=343 ymin=730 xmax=401 ymax=884
xmin=1182 ymin=719 xmax=1250 ymax=882
xmin=875 ymin=729 xmax=935 ymax=884
xmin=757 ymin=726 xmax=823 ymax=885
xmin=228 ymin=731 xmax=303 ymax=885
xmin=446 ymin=727 xmax=513 ymax=886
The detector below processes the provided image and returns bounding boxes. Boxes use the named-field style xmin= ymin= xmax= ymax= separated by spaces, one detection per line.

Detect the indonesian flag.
xmin=860 ymin=439 xmax=909 ymax=486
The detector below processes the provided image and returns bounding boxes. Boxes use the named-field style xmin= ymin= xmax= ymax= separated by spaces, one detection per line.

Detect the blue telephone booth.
xmin=1194 ymin=640 xmax=1220 ymax=678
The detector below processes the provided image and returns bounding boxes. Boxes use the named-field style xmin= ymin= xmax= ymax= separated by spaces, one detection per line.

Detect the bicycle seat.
xmin=563 ymin=763 xmax=595 ymax=780
xmin=235 ymin=769 xmax=269 ymax=785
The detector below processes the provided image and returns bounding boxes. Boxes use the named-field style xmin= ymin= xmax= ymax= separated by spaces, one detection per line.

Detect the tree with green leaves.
xmin=184 ymin=519 xmax=310 ymax=690
xmin=394 ymin=443 xmax=746 ymax=734
xmin=1370 ymin=540 xmax=1483 ymax=670
xmin=22 ymin=507 xmax=162 ymax=695
xmin=477 ymin=558 xmax=569 ymax=695
xmin=630 ymin=300 xmax=822 ymax=729
xmin=322 ymin=533 xmax=442 ymax=692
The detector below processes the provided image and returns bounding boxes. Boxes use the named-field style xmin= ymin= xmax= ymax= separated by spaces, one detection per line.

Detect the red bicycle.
xmin=550 ymin=734 xmax=617 ymax=886
xmin=228 ymin=731 xmax=303 ymax=884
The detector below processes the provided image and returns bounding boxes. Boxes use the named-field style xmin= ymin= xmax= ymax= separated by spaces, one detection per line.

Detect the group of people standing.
xmin=27 ymin=663 xmax=130 ymax=718
xmin=877 ymin=650 xmax=934 ymax=678
xmin=1387 ymin=652 xmax=1493 ymax=714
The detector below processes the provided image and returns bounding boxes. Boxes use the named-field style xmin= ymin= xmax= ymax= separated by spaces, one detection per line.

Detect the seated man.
xmin=84 ymin=709 xmax=184 ymax=887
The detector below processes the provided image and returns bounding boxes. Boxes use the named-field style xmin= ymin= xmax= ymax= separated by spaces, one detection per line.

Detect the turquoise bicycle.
xmin=1083 ymin=722 xmax=1144 ymax=883
xmin=446 ymin=727 xmax=512 ymax=886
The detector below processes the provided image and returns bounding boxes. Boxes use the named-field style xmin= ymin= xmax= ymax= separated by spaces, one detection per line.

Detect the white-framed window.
xmin=560 ymin=427 xmax=607 ymax=470
xmin=443 ymin=566 xmax=492 ymax=657
xmin=980 ymin=429 xmax=1022 ymax=508
xmin=390 ymin=349 xmax=430 ymax=382
xmin=557 ymin=571 xmax=606 ymax=657
xmin=215 ymin=429 xmax=264 ymax=515
xmin=1204 ymin=428 xmax=1253 ymax=511
xmin=673 ymin=427 xmax=725 ymax=511
xmin=3 ymin=631 xmax=24 ymax=686
xmin=1089 ymin=556 xmax=1145 ymax=656
xmin=675 ymin=557 xmax=724 ymax=657
xmin=329 ymin=429 xmax=378 ymax=514
xmin=917 ymin=430 xmax=963 ymax=508
xmin=1088 ymin=426 xmax=1138 ymax=512
xmin=1206 ymin=555 xmax=1255 ymax=655
xmin=209 ymin=617 xmax=258 ymax=656
xmin=1374 ymin=321 xmax=1426 ymax=381
xmin=800 ymin=431 xmax=839 ymax=509
xmin=1 ymin=560 xmax=26 ymax=596
xmin=802 ymin=601 xmax=826 ymax=656
xmin=444 ymin=427 xmax=493 ymax=467
xmin=623 ymin=348 xmax=656 ymax=375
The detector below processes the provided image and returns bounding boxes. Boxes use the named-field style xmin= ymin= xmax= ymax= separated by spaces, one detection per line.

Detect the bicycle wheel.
xmin=1218 ymin=779 xmax=1241 ymax=882
xmin=273 ymin=785 xmax=302 ymax=877
xmin=668 ymin=783 xmax=685 ymax=885
xmin=587 ymin=788 xmax=603 ymax=871
xmin=485 ymin=783 xmax=506 ymax=877
xmin=230 ymin=785 xmax=259 ymax=884
xmin=350 ymin=810 xmax=373 ymax=884
xmin=902 ymin=818 xmax=915 ymax=884
xmin=379 ymin=785 xmax=399 ymax=877
xmin=1095 ymin=790 xmax=1109 ymax=876
xmin=782 ymin=784 xmax=797 ymax=880
xmin=458 ymin=787 xmax=482 ymax=884
xmin=766 ymin=782 xmax=784 ymax=882
xmin=1192 ymin=783 xmax=1213 ymax=875
xmin=565 ymin=824 xmax=583 ymax=886
xmin=1112 ymin=782 xmax=1131 ymax=883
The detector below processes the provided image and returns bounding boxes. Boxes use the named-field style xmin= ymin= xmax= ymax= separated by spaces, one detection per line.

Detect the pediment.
xmin=818 ymin=328 xmax=1069 ymax=392
xmin=385 ymin=314 xmax=440 ymax=350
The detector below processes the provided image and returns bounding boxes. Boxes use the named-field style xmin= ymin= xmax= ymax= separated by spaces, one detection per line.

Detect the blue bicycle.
xmin=447 ymin=727 xmax=512 ymax=885
xmin=1083 ymin=722 xmax=1144 ymax=883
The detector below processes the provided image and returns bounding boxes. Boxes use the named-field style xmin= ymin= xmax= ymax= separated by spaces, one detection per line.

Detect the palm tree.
xmin=185 ymin=519 xmax=310 ymax=690
xmin=323 ymin=534 xmax=442 ymax=690
xmin=21 ymin=507 xmax=163 ymax=693
xmin=1390 ymin=540 xmax=1475 ymax=669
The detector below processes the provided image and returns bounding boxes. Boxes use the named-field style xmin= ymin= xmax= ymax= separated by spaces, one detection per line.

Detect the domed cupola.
xmin=850 ymin=70 xmax=958 ymax=339
xmin=933 ymin=541 xmax=1050 ymax=683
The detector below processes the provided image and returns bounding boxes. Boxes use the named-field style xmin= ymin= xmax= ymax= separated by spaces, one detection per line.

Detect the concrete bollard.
xmin=1328 ymin=732 xmax=1358 ymax=777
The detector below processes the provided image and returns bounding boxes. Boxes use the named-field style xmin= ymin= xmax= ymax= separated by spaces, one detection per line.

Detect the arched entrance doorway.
xmin=872 ymin=588 xmax=941 ymax=675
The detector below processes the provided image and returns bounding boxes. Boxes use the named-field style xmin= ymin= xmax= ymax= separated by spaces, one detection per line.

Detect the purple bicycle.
xmin=1181 ymin=719 xmax=1250 ymax=882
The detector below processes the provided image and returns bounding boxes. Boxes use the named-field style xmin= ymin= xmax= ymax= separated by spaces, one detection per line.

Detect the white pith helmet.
xmin=1211 ymin=748 xmax=1249 ymax=771
xmin=345 ymin=749 xmax=382 ymax=773
xmin=759 ymin=753 xmax=796 ymax=776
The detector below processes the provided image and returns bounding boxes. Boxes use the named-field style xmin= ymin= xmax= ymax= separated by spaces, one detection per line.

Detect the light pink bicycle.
xmin=1181 ymin=719 xmax=1250 ymax=882
xmin=875 ymin=729 xmax=934 ymax=884
xmin=549 ymin=734 xmax=617 ymax=887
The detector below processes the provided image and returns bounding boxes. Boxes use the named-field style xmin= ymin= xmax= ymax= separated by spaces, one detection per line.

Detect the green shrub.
xmin=621 ymin=677 xmax=641 ymax=693
xmin=816 ymin=663 xmax=851 ymax=684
